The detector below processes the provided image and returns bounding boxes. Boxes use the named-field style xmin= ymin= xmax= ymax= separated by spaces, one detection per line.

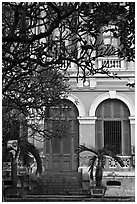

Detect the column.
xmin=129 ymin=116 xmax=135 ymax=153
xmin=78 ymin=116 xmax=97 ymax=147
xmin=77 ymin=116 xmax=97 ymax=190
xmin=77 ymin=116 xmax=97 ymax=168
xmin=129 ymin=116 xmax=135 ymax=168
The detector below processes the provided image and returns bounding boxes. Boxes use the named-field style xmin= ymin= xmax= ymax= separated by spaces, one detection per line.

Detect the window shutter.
xmin=104 ymin=102 xmax=111 ymax=118
xmin=113 ymin=101 xmax=121 ymax=118
xmin=95 ymin=120 xmax=103 ymax=149
xmin=52 ymin=137 xmax=60 ymax=154
xmin=122 ymin=120 xmax=131 ymax=155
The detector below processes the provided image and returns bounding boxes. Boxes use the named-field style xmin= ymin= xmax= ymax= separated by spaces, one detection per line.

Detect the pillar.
xmin=129 ymin=116 xmax=135 ymax=152
xmin=77 ymin=116 xmax=97 ymax=190
xmin=77 ymin=116 xmax=97 ymax=167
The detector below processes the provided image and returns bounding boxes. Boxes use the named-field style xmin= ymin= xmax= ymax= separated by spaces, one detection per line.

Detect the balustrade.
xmin=105 ymin=155 xmax=134 ymax=170
xmin=102 ymin=59 xmax=121 ymax=69
xmin=80 ymin=155 xmax=134 ymax=171
xmin=98 ymin=57 xmax=122 ymax=69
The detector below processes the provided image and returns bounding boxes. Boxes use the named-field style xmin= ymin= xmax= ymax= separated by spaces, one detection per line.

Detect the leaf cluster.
xmin=2 ymin=2 xmax=135 ymax=142
xmin=76 ymin=145 xmax=124 ymax=181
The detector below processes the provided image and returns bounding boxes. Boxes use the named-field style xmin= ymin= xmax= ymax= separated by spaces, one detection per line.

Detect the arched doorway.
xmin=95 ymin=99 xmax=131 ymax=155
xmin=44 ymin=99 xmax=79 ymax=171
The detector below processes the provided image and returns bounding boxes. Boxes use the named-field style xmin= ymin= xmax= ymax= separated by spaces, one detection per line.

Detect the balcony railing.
xmin=98 ymin=57 xmax=124 ymax=70
xmin=67 ymin=57 xmax=134 ymax=78
xmin=80 ymin=155 xmax=135 ymax=171
xmin=102 ymin=59 xmax=121 ymax=69
xmin=105 ymin=155 xmax=135 ymax=170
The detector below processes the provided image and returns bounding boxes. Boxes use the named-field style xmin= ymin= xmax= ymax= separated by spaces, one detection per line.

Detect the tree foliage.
xmin=2 ymin=2 xmax=135 ymax=141
xmin=76 ymin=145 xmax=124 ymax=187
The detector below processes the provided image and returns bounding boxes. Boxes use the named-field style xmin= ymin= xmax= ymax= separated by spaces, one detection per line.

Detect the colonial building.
xmin=31 ymin=22 xmax=135 ymax=174
xmin=29 ymin=6 xmax=135 ymax=196
xmin=3 ymin=2 xmax=135 ymax=198
xmin=31 ymin=57 xmax=135 ymax=174
xmin=30 ymin=55 xmax=135 ymax=196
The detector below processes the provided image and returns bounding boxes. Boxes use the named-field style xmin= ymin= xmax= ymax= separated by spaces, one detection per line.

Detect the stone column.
xmin=78 ymin=116 xmax=97 ymax=146
xmin=77 ymin=116 xmax=97 ymax=190
xmin=77 ymin=117 xmax=96 ymax=168
xmin=129 ymin=116 xmax=135 ymax=168
xmin=129 ymin=116 xmax=135 ymax=150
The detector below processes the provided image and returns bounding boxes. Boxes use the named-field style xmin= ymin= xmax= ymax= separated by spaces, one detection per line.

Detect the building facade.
xmin=33 ymin=58 xmax=135 ymax=174
xmin=28 ymin=18 xmax=135 ymax=196
xmin=28 ymin=4 xmax=135 ymax=194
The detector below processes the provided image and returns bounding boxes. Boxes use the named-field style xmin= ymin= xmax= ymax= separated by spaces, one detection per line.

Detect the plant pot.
xmin=90 ymin=186 xmax=107 ymax=198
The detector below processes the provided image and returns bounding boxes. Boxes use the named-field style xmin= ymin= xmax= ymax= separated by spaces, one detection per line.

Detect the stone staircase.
xmin=4 ymin=172 xmax=135 ymax=201
xmin=29 ymin=171 xmax=90 ymax=196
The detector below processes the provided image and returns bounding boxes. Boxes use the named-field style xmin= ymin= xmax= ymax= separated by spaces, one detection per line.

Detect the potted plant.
xmin=2 ymin=140 xmax=42 ymax=199
xmin=77 ymin=145 xmax=124 ymax=197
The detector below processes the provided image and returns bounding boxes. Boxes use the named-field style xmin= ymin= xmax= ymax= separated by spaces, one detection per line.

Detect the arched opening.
xmin=44 ymin=99 xmax=79 ymax=171
xmin=95 ymin=99 xmax=131 ymax=155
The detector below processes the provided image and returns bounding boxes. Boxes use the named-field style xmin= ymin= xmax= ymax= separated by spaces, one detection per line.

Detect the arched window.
xmin=95 ymin=99 xmax=131 ymax=155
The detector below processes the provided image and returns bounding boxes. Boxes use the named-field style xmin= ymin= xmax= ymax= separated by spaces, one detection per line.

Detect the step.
xmin=41 ymin=171 xmax=81 ymax=175
xmin=43 ymin=178 xmax=81 ymax=182
xmin=5 ymin=195 xmax=135 ymax=202
xmin=43 ymin=188 xmax=87 ymax=192
xmin=40 ymin=175 xmax=81 ymax=184
xmin=42 ymin=182 xmax=81 ymax=187
xmin=4 ymin=188 xmax=20 ymax=198
xmin=31 ymin=181 xmax=82 ymax=189
xmin=42 ymin=185 xmax=82 ymax=189
xmin=41 ymin=172 xmax=81 ymax=179
xmin=42 ymin=190 xmax=90 ymax=195
xmin=29 ymin=189 xmax=90 ymax=196
xmin=29 ymin=186 xmax=89 ymax=195
xmin=29 ymin=187 xmax=90 ymax=195
xmin=42 ymin=179 xmax=81 ymax=183
xmin=29 ymin=172 xmax=84 ymax=195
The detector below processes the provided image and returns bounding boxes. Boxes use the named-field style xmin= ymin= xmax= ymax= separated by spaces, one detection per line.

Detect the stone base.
xmin=104 ymin=174 xmax=135 ymax=196
xmin=90 ymin=186 xmax=107 ymax=198
xmin=79 ymin=167 xmax=135 ymax=196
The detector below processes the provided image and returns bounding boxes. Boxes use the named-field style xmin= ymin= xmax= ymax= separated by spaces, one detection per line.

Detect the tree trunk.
xmin=11 ymin=158 xmax=17 ymax=187
xmin=95 ymin=165 xmax=103 ymax=187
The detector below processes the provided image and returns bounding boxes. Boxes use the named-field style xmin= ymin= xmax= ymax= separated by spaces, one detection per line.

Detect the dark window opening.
xmin=4 ymin=180 xmax=12 ymax=186
xmin=95 ymin=99 xmax=130 ymax=155
xmin=107 ymin=180 xmax=121 ymax=186
xmin=104 ymin=121 xmax=121 ymax=154
xmin=3 ymin=119 xmax=20 ymax=142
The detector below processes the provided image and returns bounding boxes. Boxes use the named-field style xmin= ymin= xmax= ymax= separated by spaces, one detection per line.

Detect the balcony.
xmin=98 ymin=57 xmax=124 ymax=70
xmin=102 ymin=58 xmax=121 ymax=69
xmin=98 ymin=57 xmax=135 ymax=72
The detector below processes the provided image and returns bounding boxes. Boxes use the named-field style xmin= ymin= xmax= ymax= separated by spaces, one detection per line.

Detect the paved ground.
xmin=4 ymin=195 xmax=135 ymax=202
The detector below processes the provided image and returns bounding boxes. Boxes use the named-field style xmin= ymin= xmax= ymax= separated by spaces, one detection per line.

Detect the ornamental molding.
xmin=129 ymin=116 xmax=135 ymax=124
xmin=77 ymin=116 xmax=97 ymax=124
xmin=89 ymin=91 xmax=135 ymax=117
xmin=67 ymin=94 xmax=85 ymax=117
